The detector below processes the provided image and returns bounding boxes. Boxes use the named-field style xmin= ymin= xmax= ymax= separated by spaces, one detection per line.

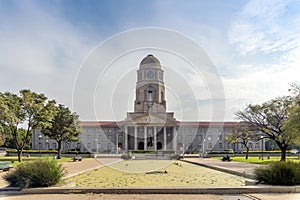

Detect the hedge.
xmin=6 ymin=150 xmax=58 ymax=154
xmin=128 ymin=150 xmax=176 ymax=154
xmin=254 ymin=161 xmax=300 ymax=185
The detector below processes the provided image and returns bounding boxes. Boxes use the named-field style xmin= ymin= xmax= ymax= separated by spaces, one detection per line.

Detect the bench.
xmin=73 ymin=156 xmax=82 ymax=162
xmin=0 ymin=161 xmax=13 ymax=171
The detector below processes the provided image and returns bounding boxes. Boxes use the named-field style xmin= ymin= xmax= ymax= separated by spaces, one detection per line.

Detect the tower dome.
xmin=140 ymin=54 xmax=161 ymax=68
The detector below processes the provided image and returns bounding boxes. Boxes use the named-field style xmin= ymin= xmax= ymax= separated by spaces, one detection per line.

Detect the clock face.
xmin=147 ymin=71 xmax=154 ymax=78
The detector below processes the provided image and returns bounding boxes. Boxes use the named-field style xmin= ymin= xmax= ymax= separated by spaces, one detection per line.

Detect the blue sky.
xmin=0 ymin=0 xmax=299 ymax=121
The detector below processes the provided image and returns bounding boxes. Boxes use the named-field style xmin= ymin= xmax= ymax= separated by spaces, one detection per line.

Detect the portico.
xmin=123 ymin=125 xmax=178 ymax=151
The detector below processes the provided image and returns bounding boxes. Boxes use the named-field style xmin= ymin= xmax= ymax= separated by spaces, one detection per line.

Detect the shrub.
xmin=121 ymin=154 xmax=132 ymax=160
xmin=4 ymin=157 xmax=65 ymax=188
xmin=254 ymin=161 xmax=300 ymax=185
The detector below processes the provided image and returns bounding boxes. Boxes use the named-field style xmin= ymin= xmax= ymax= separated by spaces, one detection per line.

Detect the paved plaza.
xmin=0 ymin=157 xmax=300 ymax=200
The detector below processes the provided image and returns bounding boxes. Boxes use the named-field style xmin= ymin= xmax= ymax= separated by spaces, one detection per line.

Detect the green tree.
xmin=236 ymin=96 xmax=293 ymax=161
xmin=227 ymin=123 xmax=260 ymax=159
xmin=42 ymin=104 xmax=82 ymax=159
xmin=283 ymin=83 xmax=300 ymax=145
xmin=0 ymin=90 xmax=56 ymax=162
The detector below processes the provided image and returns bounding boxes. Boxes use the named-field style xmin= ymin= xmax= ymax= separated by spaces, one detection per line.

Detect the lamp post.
xmin=46 ymin=139 xmax=49 ymax=150
xmin=202 ymin=139 xmax=205 ymax=157
xmin=116 ymin=133 xmax=118 ymax=155
xmin=38 ymin=134 xmax=42 ymax=156
xmin=261 ymin=135 xmax=264 ymax=160
xmin=94 ymin=139 xmax=98 ymax=155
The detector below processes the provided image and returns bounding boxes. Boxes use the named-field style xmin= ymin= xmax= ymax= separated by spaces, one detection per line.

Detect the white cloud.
xmin=228 ymin=0 xmax=299 ymax=54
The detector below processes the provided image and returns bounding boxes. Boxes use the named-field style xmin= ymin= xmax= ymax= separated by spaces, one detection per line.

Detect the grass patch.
xmin=213 ymin=156 xmax=300 ymax=164
xmin=68 ymin=160 xmax=251 ymax=187
xmin=0 ymin=156 xmax=73 ymax=167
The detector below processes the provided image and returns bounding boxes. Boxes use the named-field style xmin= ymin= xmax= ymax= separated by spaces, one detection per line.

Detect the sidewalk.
xmin=183 ymin=157 xmax=261 ymax=179
xmin=0 ymin=157 xmax=122 ymax=189
xmin=62 ymin=157 xmax=122 ymax=179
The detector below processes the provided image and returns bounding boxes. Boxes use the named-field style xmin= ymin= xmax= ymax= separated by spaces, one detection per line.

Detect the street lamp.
xmin=116 ymin=134 xmax=119 ymax=155
xmin=202 ymin=138 xmax=205 ymax=158
xmin=94 ymin=138 xmax=98 ymax=155
xmin=46 ymin=139 xmax=49 ymax=150
xmin=38 ymin=134 xmax=43 ymax=156
xmin=261 ymin=135 xmax=264 ymax=160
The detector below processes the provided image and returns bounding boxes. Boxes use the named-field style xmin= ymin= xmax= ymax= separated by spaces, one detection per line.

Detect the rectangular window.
xmin=218 ymin=143 xmax=222 ymax=149
xmin=199 ymin=135 xmax=203 ymax=141
xmin=87 ymin=143 xmax=91 ymax=149
xmin=178 ymin=135 xmax=182 ymax=141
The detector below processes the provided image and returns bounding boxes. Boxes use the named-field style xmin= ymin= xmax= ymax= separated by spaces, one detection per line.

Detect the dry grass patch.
xmin=68 ymin=160 xmax=250 ymax=187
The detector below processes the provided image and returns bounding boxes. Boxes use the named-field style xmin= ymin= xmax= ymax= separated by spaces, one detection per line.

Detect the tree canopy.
xmin=42 ymin=104 xmax=82 ymax=159
xmin=283 ymin=83 xmax=300 ymax=145
xmin=235 ymin=96 xmax=293 ymax=161
xmin=0 ymin=90 xmax=56 ymax=162
xmin=227 ymin=123 xmax=261 ymax=159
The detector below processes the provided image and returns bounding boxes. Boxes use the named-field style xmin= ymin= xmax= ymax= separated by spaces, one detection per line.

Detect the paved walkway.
xmin=0 ymin=157 xmax=122 ymax=188
xmin=183 ymin=157 xmax=261 ymax=179
xmin=1 ymin=157 xmax=300 ymax=200
xmin=62 ymin=157 xmax=122 ymax=179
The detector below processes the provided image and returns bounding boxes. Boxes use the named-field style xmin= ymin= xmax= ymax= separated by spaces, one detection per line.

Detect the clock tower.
xmin=134 ymin=54 xmax=166 ymax=113
xmin=124 ymin=54 xmax=177 ymax=151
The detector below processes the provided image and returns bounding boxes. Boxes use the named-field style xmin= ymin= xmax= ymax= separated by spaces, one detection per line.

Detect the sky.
xmin=0 ymin=0 xmax=299 ymax=122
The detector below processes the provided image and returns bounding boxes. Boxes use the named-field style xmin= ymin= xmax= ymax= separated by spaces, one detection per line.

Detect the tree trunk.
xmin=17 ymin=149 xmax=23 ymax=162
xmin=57 ymin=140 xmax=62 ymax=159
xmin=280 ymin=146 xmax=287 ymax=162
xmin=245 ymin=148 xmax=249 ymax=160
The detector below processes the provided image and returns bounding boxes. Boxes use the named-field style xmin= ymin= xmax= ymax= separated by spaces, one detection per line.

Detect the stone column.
xmin=154 ymin=126 xmax=157 ymax=150
xmin=124 ymin=126 xmax=128 ymax=151
xmin=163 ymin=127 xmax=167 ymax=150
xmin=173 ymin=127 xmax=177 ymax=151
xmin=134 ymin=126 xmax=138 ymax=150
xmin=144 ymin=126 xmax=147 ymax=150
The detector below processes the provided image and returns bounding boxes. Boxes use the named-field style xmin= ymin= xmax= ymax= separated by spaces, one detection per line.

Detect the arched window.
xmin=161 ymin=91 xmax=164 ymax=101
xmin=147 ymin=86 xmax=153 ymax=101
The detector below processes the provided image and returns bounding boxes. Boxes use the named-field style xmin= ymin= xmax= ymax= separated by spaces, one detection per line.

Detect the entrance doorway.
xmin=138 ymin=142 xmax=144 ymax=150
xmin=157 ymin=142 xmax=162 ymax=150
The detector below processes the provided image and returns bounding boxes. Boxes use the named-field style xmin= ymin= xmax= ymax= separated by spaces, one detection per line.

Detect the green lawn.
xmin=0 ymin=156 xmax=72 ymax=166
xmin=214 ymin=155 xmax=300 ymax=164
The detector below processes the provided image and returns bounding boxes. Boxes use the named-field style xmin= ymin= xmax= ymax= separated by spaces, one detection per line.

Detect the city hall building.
xmin=33 ymin=55 xmax=263 ymax=154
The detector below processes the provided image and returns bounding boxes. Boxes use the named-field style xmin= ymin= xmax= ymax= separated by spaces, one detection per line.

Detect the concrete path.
xmin=0 ymin=157 xmax=122 ymax=188
xmin=1 ymin=193 xmax=300 ymax=200
xmin=62 ymin=157 xmax=122 ymax=179
xmin=1 ymin=157 xmax=300 ymax=200
xmin=183 ymin=157 xmax=261 ymax=179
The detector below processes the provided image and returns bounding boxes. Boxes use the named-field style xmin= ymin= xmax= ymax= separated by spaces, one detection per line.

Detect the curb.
xmin=182 ymin=160 xmax=256 ymax=179
xmin=20 ymin=186 xmax=300 ymax=194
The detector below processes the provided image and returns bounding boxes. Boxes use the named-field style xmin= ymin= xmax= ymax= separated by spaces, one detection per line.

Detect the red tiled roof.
xmin=177 ymin=121 xmax=241 ymax=127
xmin=80 ymin=121 xmax=122 ymax=127
xmin=80 ymin=121 xmax=243 ymax=128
